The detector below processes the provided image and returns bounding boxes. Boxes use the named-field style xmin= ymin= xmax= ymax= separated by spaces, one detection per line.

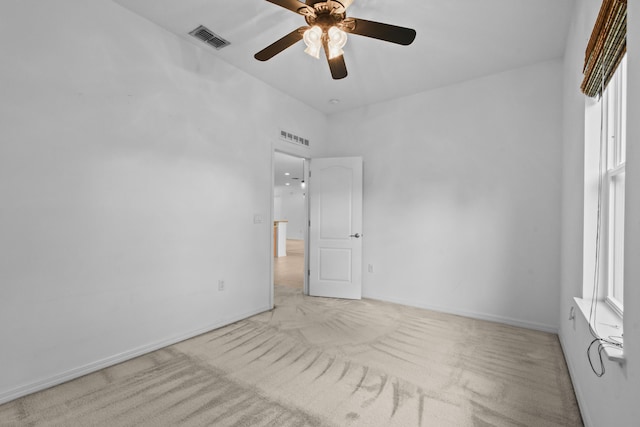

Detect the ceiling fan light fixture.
xmin=327 ymin=26 xmax=347 ymax=59
xmin=255 ymin=0 xmax=417 ymax=79
xmin=303 ymin=26 xmax=323 ymax=59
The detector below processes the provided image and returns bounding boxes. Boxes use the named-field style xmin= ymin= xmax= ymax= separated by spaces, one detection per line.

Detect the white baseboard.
xmin=363 ymin=292 xmax=559 ymax=334
xmin=558 ymin=332 xmax=592 ymax=427
xmin=0 ymin=305 xmax=271 ymax=406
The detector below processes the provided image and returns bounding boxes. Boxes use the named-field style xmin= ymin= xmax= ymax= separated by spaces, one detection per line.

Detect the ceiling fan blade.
xmin=346 ymin=18 xmax=416 ymax=45
xmin=328 ymin=55 xmax=348 ymax=79
xmin=323 ymin=40 xmax=348 ymax=79
xmin=255 ymin=27 xmax=308 ymax=61
xmin=266 ymin=0 xmax=313 ymax=15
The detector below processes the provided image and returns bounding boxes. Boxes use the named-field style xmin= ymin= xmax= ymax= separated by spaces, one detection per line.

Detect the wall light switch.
xmin=253 ymin=214 xmax=263 ymax=224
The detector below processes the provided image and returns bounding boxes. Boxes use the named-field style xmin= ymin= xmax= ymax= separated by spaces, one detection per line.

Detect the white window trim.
xmin=605 ymin=164 xmax=625 ymax=317
xmin=573 ymin=297 xmax=624 ymax=363
xmin=602 ymin=55 xmax=626 ymax=316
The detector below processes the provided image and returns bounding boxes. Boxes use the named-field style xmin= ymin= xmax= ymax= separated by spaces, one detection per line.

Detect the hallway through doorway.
xmin=274 ymin=239 xmax=304 ymax=289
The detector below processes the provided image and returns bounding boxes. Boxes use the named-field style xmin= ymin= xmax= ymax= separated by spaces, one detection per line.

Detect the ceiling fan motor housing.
xmin=304 ymin=2 xmax=345 ymax=28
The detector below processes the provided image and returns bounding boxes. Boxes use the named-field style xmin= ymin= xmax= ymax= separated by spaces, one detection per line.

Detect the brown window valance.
xmin=581 ymin=0 xmax=627 ymax=98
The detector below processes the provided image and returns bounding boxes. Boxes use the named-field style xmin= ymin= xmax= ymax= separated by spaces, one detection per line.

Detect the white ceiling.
xmin=274 ymin=151 xmax=305 ymax=187
xmin=113 ymin=0 xmax=575 ymax=114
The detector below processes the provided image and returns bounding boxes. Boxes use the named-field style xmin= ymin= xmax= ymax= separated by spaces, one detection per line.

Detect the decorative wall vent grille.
xmin=189 ymin=25 xmax=230 ymax=50
xmin=280 ymin=130 xmax=310 ymax=148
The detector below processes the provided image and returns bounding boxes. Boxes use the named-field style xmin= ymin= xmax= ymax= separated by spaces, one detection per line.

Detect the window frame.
xmin=602 ymin=54 xmax=627 ymax=316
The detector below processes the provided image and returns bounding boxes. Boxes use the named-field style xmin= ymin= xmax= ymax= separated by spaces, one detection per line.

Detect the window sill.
xmin=573 ymin=297 xmax=625 ymax=363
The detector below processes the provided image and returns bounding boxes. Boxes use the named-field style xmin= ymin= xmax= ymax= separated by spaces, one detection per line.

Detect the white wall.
xmin=274 ymin=191 xmax=283 ymax=221
xmin=559 ymin=1 xmax=640 ymax=425
xmin=326 ymin=61 xmax=563 ymax=332
xmin=274 ymin=186 xmax=306 ymax=240
xmin=0 ymin=0 xmax=327 ymax=403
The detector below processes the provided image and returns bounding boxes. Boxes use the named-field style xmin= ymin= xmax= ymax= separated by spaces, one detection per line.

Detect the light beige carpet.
xmin=0 ymin=286 xmax=582 ymax=426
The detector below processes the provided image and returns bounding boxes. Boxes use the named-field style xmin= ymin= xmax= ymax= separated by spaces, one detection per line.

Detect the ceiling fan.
xmin=254 ymin=0 xmax=416 ymax=79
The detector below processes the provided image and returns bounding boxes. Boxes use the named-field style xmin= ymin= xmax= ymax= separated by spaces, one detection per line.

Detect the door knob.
xmin=349 ymin=233 xmax=361 ymax=238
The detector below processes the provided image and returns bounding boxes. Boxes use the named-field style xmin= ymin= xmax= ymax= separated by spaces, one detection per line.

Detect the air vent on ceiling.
xmin=280 ymin=130 xmax=310 ymax=148
xmin=189 ymin=25 xmax=230 ymax=50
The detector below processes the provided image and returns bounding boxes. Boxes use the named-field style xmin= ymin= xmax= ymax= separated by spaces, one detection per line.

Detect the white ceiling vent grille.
xmin=189 ymin=25 xmax=230 ymax=50
xmin=280 ymin=130 xmax=310 ymax=148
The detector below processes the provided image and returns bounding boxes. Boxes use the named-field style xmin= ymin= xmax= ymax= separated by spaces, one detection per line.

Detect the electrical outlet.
xmin=218 ymin=280 xmax=225 ymax=291
xmin=368 ymin=264 xmax=374 ymax=273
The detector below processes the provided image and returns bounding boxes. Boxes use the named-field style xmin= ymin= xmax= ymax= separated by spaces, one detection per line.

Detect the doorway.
xmin=273 ymin=151 xmax=308 ymax=295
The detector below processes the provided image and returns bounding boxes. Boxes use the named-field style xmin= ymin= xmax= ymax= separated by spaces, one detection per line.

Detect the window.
xmin=603 ymin=54 xmax=627 ymax=315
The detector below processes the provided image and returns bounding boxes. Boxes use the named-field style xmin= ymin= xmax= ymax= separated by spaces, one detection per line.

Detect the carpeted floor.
xmin=274 ymin=239 xmax=304 ymax=289
xmin=0 ymin=285 xmax=582 ymax=426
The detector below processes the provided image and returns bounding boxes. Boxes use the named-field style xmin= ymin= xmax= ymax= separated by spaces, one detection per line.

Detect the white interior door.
xmin=309 ymin=157 xmax=363 ymax=299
